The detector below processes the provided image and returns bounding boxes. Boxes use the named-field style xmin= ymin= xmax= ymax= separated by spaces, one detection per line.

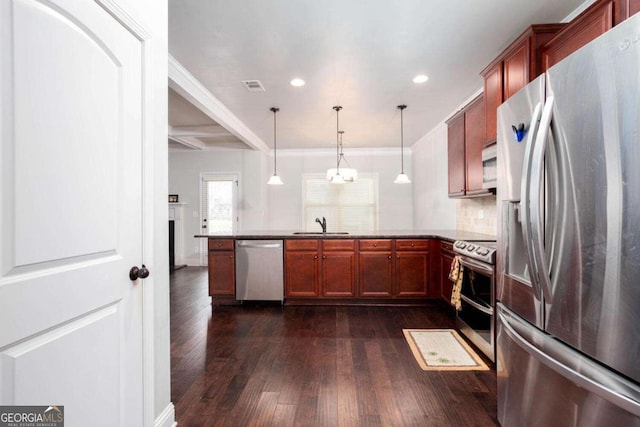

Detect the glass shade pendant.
xmin=327 ymin=107 xmax=357 ymax=184
xmin=267 ymin=107 xmax=283 ymax=185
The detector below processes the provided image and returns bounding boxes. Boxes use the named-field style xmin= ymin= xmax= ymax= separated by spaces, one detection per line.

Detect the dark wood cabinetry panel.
xmin=446 ymin=110 xmax=466 ymax=197
xmin=464 ymin=95 xmax=489 ymax=197
xmin=482 ymin=63 xmax=503 ymax=146
xmin=396 ymin=251 xmax=430 ymax=297
xmin=359 ymin=252 xmax=394 ymax=297
xmin=208 ymin=250 xmax=235 ymax=296
xmin=503 ymin=41 xmax=529 ymax=101
xmin=630 ymin=0 xmax=640 ymax=17
xmin=543 ymin=0 xmax=613 ymax=69
xmin=285 ymin=250 xmax=320 ymax=297
xmin=321 ymin=240 xmax=357 ymax=297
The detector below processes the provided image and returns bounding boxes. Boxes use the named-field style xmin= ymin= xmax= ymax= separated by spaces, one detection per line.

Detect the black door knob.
xmin=129 ymin=264 xmax=150 ymax=281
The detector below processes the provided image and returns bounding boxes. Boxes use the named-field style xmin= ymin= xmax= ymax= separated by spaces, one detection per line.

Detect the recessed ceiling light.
xmin=290 ymin=78 xmax=305 ymax=87
xmin=413 ymin=74 xmax=429 ymax=84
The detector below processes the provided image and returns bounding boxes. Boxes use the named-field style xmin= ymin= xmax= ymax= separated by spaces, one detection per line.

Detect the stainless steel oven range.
xmin=453 ymin=240 xmax=496 ymax=362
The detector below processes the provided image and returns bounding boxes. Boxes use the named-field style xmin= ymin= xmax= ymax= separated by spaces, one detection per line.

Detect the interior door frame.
xmin=95 ymin=1 xmax=157 ymax=425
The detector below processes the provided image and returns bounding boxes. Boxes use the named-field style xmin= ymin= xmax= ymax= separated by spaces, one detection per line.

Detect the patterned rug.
xmin=403 ymin=329 xmax=489 ymax=371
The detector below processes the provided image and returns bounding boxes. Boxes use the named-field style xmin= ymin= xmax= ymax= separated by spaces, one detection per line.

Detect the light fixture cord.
xmin=398 ymin=105 xmax=407 ymax=173
xmin=334 ymin=106 xmax=342 ymax=174
xmin=271 ymin=107 xmax=279 ymax=174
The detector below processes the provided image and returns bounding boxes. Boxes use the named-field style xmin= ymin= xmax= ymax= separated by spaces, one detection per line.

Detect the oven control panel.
xmin=453 ymin=240 xmax=496 ymax=265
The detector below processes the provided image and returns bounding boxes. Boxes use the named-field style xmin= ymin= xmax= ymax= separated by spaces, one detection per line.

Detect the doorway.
xmin=199 ymin=173 xmax=238 ymax=265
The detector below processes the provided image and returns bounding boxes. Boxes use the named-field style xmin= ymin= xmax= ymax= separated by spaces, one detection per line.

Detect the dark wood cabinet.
xmin=543 ymin=0 xmax=614 ymax=69
xmin=285 ymin=240 xmax=320 ymax=297
xmin=208 ymin=239 xmax=235 ymax=297
xmin=480 ymin=24 xmax=564 ymax=145
xmin=447 ymin=111 xmax=466 ymax=198
xmin=446 ymin=95 xmax=490 ymax=198
xmin=285 ymin=239 xmax=356 ymax=298
xmin=358 ymin=240 xmax=394 ymax=297
xmin=396 ymin=240 xmax=431 ymax=298
xmin=464 ymin=96 xmax=487 ymax=197
xmin=439 ymin=241 xmax=456 ymax=304
xmin=321 ymin=240 xmax=357 ymax=297
xmin=359 ymin=239 xmax=433 ymax=298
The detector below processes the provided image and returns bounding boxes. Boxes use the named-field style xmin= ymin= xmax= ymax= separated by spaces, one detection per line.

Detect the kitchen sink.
xmin=292 ymin=232 xmax=349 ymax=235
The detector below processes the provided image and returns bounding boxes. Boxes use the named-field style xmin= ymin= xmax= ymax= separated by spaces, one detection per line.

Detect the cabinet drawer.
xmin=359 ymin=239 xmax=392 ymax=251
xmin=285 ymin=239 xmax=319 ymax=251
xmin=208 ymin=239 xmax=234 ymax=251
xmin=323 ymin=239 xmax=355 ymax=251
xmin=440 ymin=240 xmax=454 ymax=254
xmin=396 ymin=239 xmax=430 ymax=251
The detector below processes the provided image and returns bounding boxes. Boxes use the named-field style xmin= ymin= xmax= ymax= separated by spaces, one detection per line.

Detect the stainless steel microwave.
xmin=482 ymin=144 xmax=497 ymax=189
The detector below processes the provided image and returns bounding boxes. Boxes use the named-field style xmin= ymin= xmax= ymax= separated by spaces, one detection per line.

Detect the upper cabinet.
xmin=480 ymin=24 xmax=565 ymax=145
xmin=543 ymin=0 xmax=640 ymax=71
xmin=446 ymin=94 xmax=490 ymax=198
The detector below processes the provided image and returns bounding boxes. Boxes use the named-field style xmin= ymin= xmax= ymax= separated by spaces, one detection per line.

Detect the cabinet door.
xmin=208 ymin=251 xmax=235 ymax=296
xmin=482 ymin=62 xmax=503 ymax=145
xmin=464 ymin=95 xmax=490 ymax=196
xmin=447 ymin=111 xmax=466 ymax=197
xmin=285 ymin=251 xmax=320 ymax=297
xmin=396 ymin=252 xmax=430 ymax=297
xmin=359 ymin=252 xmax=393 ymax=297
xmin=322 ymin=252 xmax=356 ymax=297
xmin=503 ymin=41 xmax=529 ymax=100
xmin=543 ymin=0 xmax=613 ymax=69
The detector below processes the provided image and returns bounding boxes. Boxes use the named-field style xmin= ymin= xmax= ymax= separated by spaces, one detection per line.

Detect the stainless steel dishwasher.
xmin=235 ymin=240 xmax=284 ymax=303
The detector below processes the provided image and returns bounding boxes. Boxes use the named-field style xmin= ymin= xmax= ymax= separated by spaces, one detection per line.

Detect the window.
xmin=302 ymin=174 xmax=378 ymax=232
xmin=201 ymin=174 xmax=237 ymax=234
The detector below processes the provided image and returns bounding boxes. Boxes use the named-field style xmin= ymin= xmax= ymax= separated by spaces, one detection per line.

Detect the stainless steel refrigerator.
xmin=496 ymin=12 xmax=640 ymax=426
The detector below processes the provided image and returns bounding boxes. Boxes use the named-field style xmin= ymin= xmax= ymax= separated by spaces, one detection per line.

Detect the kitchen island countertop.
xmin=194 ymin=229 xmax=495 ymax=242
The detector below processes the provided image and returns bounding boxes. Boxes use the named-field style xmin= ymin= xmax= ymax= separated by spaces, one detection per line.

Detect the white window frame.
xmin=199 ymin=172 xmax=239 ymax=265
xmin=301 ymin=172 xmax=379 ymax=232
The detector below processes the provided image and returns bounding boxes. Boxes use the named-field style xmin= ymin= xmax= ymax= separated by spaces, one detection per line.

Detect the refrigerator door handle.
xmin=520 ymin=101 xmax=543 ymax=297
xmin=499 ymin=306 xmax=640 ymax=417
xmin=529 ymin=96 xmax=554 ymax=301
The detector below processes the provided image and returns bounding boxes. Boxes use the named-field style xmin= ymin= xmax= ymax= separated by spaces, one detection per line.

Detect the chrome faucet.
xmin=315 ymin=217 xmax=327 ymax=233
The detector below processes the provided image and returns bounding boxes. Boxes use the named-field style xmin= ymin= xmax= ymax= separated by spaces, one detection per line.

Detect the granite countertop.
xmin=194 ymin=229 xmax=495 ymax=242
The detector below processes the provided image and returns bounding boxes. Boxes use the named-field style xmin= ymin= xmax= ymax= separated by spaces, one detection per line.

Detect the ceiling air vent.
xmin=241 ymin=80 xmax=266 ymax=92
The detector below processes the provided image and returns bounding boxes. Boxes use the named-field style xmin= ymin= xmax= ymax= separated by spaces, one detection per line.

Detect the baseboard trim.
xmin=154 ymin=402 xmax=176 ymax=427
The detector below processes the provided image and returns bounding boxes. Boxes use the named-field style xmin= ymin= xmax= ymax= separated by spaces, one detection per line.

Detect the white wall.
xmin=411 ymin=122 xmax=458 ymax=229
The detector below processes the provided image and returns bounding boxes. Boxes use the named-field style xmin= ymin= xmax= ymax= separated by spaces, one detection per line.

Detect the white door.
xmin=1 ymin=1 xmax=148 ymax=426
xmin=199 ymin=174 xmax=238 ymax=265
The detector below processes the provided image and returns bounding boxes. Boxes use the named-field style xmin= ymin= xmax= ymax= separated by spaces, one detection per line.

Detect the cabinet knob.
xmin=411 ymin=243 xmax=415 ymax=247
xmin=397 ymin=255 xmax=400 ymax=259
xmin=373 ymin=243 xmax=377 ymax=247
xmin=322 ymin=255 xmax=326 ymax=259
xmin=217 ymin=242 xmax=223 ymax=247
xmin=314 ymin=255 xmax=318 ymax=259
xmin=388 ymin=255 xmax=392 ymax=260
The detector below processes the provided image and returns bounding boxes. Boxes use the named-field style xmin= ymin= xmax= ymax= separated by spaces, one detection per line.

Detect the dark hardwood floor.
xmin=170 ymin=267 xmax=498 ymax=426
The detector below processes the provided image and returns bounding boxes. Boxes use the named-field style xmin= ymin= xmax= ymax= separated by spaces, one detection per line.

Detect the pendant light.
xmin=394 ymin=104 xmax=411 ymax=184
xmin=327 ymin=106 xmax=357 ymax=184
xmin=326 ymin=131 xmax=358 ymax=182
xmin=267 ymin=107 xmax=283 ymax=185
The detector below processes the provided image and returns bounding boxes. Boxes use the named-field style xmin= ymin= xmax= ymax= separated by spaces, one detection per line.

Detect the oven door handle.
xmin=460 ymin=294 xmax=493 ymax=315
xmin=457 ymin=256 xmax=495 ymax=275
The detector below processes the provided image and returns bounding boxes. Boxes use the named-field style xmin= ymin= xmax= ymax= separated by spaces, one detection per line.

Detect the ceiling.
xmin=168 ymin=0 xmax=587 ymax=150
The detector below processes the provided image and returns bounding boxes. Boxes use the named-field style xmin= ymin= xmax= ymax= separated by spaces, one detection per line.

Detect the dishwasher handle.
xmin=236 ymin=240 xmax=283 ymax=249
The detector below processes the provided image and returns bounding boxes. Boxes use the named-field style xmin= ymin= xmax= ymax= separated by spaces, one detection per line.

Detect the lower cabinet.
xmin=440 ymin=240 xmax=455 ymax=304
xmin=284 ymin=239 xmax=356 ymax=298
xmin=208 ymin=239 xmax=235 ymax=296
xmin=358 ymin=239 xmax=433 ymax=299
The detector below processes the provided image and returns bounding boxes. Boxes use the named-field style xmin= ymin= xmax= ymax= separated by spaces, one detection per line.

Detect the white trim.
xmin=274 ymin=147 xmax=412 ymax=157
xmin=168 ymin=55 xmax=268 ymax=152
xmin=153 ymin=403 xmax=176 ymax=427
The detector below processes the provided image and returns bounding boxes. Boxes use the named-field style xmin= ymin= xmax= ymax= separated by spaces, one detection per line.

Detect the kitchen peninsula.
xmin=196 ymin=230 xmax=494 ymax=306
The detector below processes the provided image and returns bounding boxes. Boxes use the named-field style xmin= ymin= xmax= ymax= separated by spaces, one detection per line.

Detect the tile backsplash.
xmin=456 ymin=195 xmax=497 ymax=236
